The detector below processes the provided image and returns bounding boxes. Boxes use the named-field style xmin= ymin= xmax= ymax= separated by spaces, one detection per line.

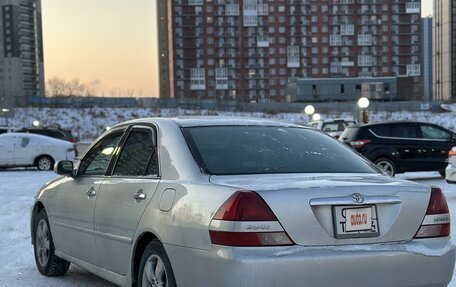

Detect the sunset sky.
xmin=41 ymin=0 xmax=433 ymax=98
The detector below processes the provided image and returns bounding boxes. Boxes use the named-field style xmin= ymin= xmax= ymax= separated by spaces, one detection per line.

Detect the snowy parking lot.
xmin=1 ymin=170 xmax=456 ymax=287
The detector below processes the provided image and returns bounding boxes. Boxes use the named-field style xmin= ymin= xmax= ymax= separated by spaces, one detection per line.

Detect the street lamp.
xmin=357 ymin=97 xmax=370 ymax=123
xmin=312 ymin=113 xmax=321 ymax=121
xmin=32 ymin=120 xmax=40 ymax=127
xmin=304 ymin=105 xmax=315 ymax=121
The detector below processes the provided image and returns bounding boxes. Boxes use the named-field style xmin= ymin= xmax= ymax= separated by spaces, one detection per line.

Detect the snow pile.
xmin=8 ymin=107 xmax=456 ymax=142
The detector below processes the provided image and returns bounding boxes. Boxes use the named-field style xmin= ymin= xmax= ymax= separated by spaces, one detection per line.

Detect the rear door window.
xmin=113 ymin=129 xmax=158 ymax=176
xmin=369 ymin=125 xmax=390 ymax=137
xmin=390 ymin=124 xmax=417 ymax=139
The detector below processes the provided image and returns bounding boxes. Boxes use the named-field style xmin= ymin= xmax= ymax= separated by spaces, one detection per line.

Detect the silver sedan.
xmin=31 ymin=117 xmax=455 ymax=287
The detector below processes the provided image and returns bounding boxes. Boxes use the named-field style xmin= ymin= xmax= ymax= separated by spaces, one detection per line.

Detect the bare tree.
xmin=46 ymin=77 xmax=67 ymax=97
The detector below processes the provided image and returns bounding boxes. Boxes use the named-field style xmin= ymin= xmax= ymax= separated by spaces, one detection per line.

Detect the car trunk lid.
xmin=210 ymin=173 xmax=430 ymax=246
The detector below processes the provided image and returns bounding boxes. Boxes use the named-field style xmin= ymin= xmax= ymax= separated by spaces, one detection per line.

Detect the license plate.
xmin=333 ymin=205 xmax=379 ymax=239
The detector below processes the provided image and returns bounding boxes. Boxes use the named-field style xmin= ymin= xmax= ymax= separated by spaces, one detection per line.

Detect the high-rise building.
xmin=0 ymin=0 xmax=44 ymax=108
xmin=433 ymin=0 xmax=456 ymax=101
xmin=159 ymin=0 xmax=422 ymax=102
xmin=422 ymin=16 xmax=432 ymax=101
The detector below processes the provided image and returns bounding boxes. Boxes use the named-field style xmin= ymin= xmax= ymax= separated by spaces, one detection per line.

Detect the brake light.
xmin=450 ymin=150 xmax=456 ymax=157
xmin=414 ymin=187 xmax=450 ymax=238
xmin=209 ymin=191 xmax=294 ymax=247
xmin=350 ymin=139 xmax=371 ymax=149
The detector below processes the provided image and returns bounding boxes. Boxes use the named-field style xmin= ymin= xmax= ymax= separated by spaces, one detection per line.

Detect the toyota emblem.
xmin=352 ymin=193 xmax=365 ymax=204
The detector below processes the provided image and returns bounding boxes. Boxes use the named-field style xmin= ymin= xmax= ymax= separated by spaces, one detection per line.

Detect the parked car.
xmin=447 ymin=147 xmax=456 ymax=184
xmin=16 ymin=127 xmax=79 ymax=143
xmin=0 ymin=133 xmax=76 ymax=170
xmin=30 ymin=118 xmax=454 ymax=287
xmin=307 ymin=119 xmax=357 ymax=139
xmin=339 ymin=121 xmax=456 ymax=176
xmin=0 ymin=126 xmax=9 ymax=134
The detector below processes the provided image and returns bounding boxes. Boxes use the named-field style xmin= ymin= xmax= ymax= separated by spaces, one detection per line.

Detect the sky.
xmin=41 ymin=1 xmax=433 ymax=98
xmin=41 ymin=0 xmax=158 ymax=97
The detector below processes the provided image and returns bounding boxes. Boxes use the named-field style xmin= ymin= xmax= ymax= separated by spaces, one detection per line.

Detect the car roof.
xmin=116 ymin=117 xmax=304 ymax=128
xmin=359 ymin=120 xmax=437 ymax=128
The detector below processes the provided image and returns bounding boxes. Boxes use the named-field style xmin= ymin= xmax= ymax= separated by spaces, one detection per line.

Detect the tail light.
xmin=209 ymin=191 xmax=294 ymax=247
xmin=414 ymin=187 xmax=450 ymax=238
xmin=350 ymin=139 xmax=371 ymax=149
xmin=450 ymin=150 xmax=456 ymax=158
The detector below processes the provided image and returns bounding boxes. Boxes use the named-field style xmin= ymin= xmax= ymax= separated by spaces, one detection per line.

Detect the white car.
xmin=0 ymin=133 xmax=76 ymax=170
xmin=307 ymin=119 xmax=357 ymax=139
xmin=447 ymin=147 xmax=456 ymax=183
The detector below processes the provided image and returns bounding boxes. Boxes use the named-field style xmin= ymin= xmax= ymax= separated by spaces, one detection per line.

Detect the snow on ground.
xmin=0 ymin=170 xmax=455 ymax=286
xmin=7 ymin=108 xmax=456 ymax=142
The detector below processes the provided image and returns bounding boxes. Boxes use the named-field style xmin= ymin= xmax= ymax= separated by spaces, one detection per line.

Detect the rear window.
xmin=184 ymin=126 xmax=376 ymax=175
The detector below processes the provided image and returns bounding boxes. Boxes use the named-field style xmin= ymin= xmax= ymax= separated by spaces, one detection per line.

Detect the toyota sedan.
xmin=31 ymin=117 xmax=455 ymax=287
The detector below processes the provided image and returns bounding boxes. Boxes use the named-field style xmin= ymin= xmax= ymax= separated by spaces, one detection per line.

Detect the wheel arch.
xmin=31 ymin=201 xmax=46 ymax=244
xmin=131 ymin=231 xmax=158 ymax=287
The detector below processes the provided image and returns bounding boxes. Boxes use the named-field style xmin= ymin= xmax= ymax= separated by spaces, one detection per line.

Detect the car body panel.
xmin=94 ymin=177 xmax=160 ymax=275
xmin=52 ymin=176 xmax=102 ymax=265
xmin=165 ymin=238 xmax=455 ymax=287
xmin=31 ymin=117 xmax=456 ymax=287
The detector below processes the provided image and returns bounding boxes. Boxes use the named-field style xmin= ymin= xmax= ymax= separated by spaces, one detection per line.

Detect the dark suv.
xmin=339 ymin=121 xmax=456 ymax=176
xmin=16 ymin=128 xmax=79 ymax=143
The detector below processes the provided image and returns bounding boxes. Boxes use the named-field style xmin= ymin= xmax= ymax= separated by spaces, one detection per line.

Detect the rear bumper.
xmin=165 ymin=238 xmax=455 ymax=287
xmin=446 ymin=164 xmax=456 ymax=183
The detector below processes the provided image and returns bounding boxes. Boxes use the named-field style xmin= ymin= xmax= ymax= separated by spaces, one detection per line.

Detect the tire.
xmin=138 ymin=239 xmax=176 ymax=287
xmin=33 ymin=209 xmax=70 ymax=276
xmin=374 ymin=158 xmax=396 ymax=177
xmin=439 ymin=170 xmax=446 ymax=178
xmin=36 ymin=156 xmax=54 ymax=171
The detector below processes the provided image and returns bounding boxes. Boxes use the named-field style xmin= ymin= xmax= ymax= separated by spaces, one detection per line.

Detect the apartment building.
xmin=0 ymin=0 xmax=44 ymax=108
xmin=433 ymin=0 xmax=456 ymax=101
xmin=158 ymin=0 xmax=422 ymax=102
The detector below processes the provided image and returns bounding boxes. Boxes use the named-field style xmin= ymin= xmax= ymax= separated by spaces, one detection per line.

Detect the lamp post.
xmin=1 ymin=108 xmax=9 ymax=126
xmin=357 ymin=97 xmax=370 ymax=124
xmin=312 ymin=113 xmax=321 ymax=121
xmin=304 ymin=105 xmax=315 ymax=122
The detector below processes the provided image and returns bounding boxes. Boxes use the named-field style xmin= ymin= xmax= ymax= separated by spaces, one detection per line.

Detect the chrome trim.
xmin=209 ymin=220 xmax=284 ymax=232
xmin=369 ymin=129 xmax=450 ymax=142
xmin=310 ymin=195 xmax=401 ymax=207
xmin=93 ymin=230 xmax=132 ymax=244
xmin=54 ymin=221 xmax=93 ymax=235
xmin=422 ymin=214 xmax=451 ymax=225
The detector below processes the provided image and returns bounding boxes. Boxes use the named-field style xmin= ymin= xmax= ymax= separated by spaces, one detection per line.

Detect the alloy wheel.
xmin=376 ymin=160 xmax=395 ymax=176
xmin=38 ymin=157 xmax=52 ymax=171
xmin=35 ymin=219 xmax=50 ymax=267
xmin=142 ymin=254 xmax=168 ymax=287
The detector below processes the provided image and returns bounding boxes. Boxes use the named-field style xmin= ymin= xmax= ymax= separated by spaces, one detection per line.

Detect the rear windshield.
xmin=184 ymin=126 xmax=376 ymax=175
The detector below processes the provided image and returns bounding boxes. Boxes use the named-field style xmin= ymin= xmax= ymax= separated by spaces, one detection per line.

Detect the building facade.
xmin=0 ymin=0 xmax=44 ymax=108
xmin=433 ymin=0 xmax=456 ymax=101
xmin=422 ymin=16 xmax=432 ymax=101
xmin=158 ymin=0 xmax=422 ymax=102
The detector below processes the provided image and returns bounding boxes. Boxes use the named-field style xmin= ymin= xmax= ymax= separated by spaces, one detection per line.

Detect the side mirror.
xmin=55 ymin=160 xmax=74 ymax=176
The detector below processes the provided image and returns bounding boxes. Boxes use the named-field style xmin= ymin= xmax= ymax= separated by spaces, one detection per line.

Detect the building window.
xmin=406 ymin=64 xmax=421 ymax=76
xmin=340 ymin=24 xmax=354 ymax=35
xmin=357 ymin=34 xmax=372 ymax=46
xmin=225 ymin=3 xmax=239 ymax=15
xmin=190 ymin=68 xmax=206 ymax=90
xmin=358 ymin=55 xmax=373 ymax=67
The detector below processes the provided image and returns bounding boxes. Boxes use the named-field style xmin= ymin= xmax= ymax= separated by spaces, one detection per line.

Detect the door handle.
xmin=132 ymin=189 xmax=146 ymax=201
xmin=86 ymin=187 xmax=96 ymax=197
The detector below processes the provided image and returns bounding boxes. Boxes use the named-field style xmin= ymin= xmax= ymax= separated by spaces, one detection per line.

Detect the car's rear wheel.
xmin=36 ymin=156 xmax=54 ymax=171
xmin=34 ymin=209 xmax=70 ymax=276
xmin=138 ymin=240 xmax=176 ymax=287
xmin=374 ymin=158 xmax=396 ymax=177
